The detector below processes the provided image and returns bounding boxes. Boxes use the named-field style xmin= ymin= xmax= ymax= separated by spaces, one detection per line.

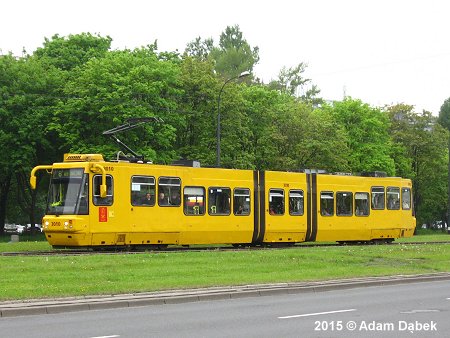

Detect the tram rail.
xmin=2 ymin=240 xmax=449 ymax=257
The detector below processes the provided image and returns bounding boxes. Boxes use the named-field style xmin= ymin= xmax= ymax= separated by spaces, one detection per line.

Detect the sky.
xmin=2 ymin=0 xmax=449 ymax=114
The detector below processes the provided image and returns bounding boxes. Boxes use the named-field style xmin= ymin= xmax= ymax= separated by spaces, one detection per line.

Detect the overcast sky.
xmin=2 ymin=0 xmax=449 ymax=114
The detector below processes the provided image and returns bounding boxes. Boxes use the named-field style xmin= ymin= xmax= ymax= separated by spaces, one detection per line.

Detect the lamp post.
xmin=216 ymin=71 xmax=251 ymax=167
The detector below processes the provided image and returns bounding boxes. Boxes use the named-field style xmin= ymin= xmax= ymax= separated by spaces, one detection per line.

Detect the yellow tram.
xmin=30 ymin=153 xmax=415 ymax=248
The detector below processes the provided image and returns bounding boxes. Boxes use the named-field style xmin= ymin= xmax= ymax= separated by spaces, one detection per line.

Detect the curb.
xmin=1 ymin=272 xmax=450 ymax=317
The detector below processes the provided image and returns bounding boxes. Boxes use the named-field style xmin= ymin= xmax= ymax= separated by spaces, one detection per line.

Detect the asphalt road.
xmin=0 ymin=280 xmax=449 ymax=338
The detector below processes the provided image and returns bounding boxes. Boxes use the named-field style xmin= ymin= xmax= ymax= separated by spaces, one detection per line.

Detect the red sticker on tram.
xmin=99 ymin=207 xmax=108 ymax=222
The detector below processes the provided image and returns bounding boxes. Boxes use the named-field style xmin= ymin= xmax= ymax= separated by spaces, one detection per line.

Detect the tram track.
xmin=2 ymin=240 xmax=450 ymax=257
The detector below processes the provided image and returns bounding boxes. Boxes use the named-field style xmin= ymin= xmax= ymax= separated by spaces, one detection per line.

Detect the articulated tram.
xmin=30 ymin=153 xmax=415 ymax=248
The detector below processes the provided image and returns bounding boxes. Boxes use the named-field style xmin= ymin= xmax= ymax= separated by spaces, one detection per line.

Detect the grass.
xmin=0 ymin=229 xmax=448 ymax=301
xmin=396 ymin=228 xmax=450 ymax=242
xmin=0 ymin=228 xmax=448 ymax=252
xmin=0 ymin=243 xmax=449 ymax=301
xmin=0 ymin=232 xmax=47 ymax=243
xmin=0 ymin=233 xmax=51 ymax=252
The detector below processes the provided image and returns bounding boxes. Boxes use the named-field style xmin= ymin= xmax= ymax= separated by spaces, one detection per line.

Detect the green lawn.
xmin=0 ymin=233 xmax=51 ymax=252
xmin=1 ymin=242 xmax=449 ymax=301
xmin=0 ymin=228 xmax=448 ymax=252
xmin=396 ymin=228 xmax=450 ymax=242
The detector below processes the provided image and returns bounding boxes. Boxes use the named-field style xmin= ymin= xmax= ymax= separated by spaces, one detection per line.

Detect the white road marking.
xmin=278 ymin=308 xmax=357 ymax=319
xmin=400 ymin=309 xmax=440 ymax=314
xmin=90 ymin=336 xmax=120 ymax=338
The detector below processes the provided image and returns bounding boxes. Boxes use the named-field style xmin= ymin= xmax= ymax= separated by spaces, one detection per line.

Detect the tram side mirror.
xmin=100 ymin=184 xmax=107 ymax=198
xmin=30 ymin=176 xmax=37 ymax=190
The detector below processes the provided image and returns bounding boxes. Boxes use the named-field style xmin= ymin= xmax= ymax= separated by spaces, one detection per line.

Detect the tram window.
xmin=48 ymin=168 xmax=86 ymax=215
xmin=131 ymin=176 xmax=155 ymax=206
xmin=76 ymin=175 xmax=89 ymax=215
xmin=371 ymin=187 xmax=385 ymax=210
xmin=93 ymin=175 xmax=113 ymax=206
xmin=320 ymin=192 xmax=334 ymax=216
xmin=355 ymin=192 xmax=370 ymax=216
xmin=159 ymin=177 xmax=181 ymax=207
xmin=402 ymin=188 xmax=411 ymax=210
xmin=387 ymin=187 xmax=400 ymax=210
xmin=208 ymin=187 xmax=231 ymax=215
xmin=269 ymin=189 xmax=284 ymax=215
xmin=289 ymin=190 xmax=304 ymax=216
xmin=234 ymin=188 xmax=250 ymax=215
xmin=184 ymin=186 xmax=205 ymax=215
xmin=336 ymin=192 xmax=353 ymax=216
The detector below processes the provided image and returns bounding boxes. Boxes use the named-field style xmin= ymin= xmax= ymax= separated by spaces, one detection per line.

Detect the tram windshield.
xmin=47 ymin=168 xmax=88 ymax=215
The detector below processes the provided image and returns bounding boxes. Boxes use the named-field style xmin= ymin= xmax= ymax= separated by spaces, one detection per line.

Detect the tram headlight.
xmin=44 ymin=221 xmax=49 ymax=229
xmin=64 ymin=221 xmax=69 ymax=229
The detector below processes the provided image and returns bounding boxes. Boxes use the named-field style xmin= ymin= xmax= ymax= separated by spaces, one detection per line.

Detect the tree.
xmin=385 ymin=104 xmax=415 ymax=178
xmin=241 ymin=85 xmax=281 ymax=169
xmin=176 ymin=56 xmax=219 ymax=165
xmin=271 ymin=63 xmax=309 ymax=96
xmin=241 ymin=87 xmax=347 ymax=171
xmin=0 ymin=54 xmax=17 ymax=232
xmin=388 ymin=104 xmax=448 ymax=227
xmin=268 ymin=63 xmax=322 ymax=105
xmin=325 ymin=98 xmax=395 ymax=175
xmin=184 ymin=37 xmax=214 ymax=61
xmin=298 ymin=107 xmax=350 ymax=171
xmin=217 ymin=82 xmax=254 ymax=169
xmin=0 ymin=54 xmax=64 ymax=230
xmin=50 ymin=47 xmax=182 ymax=164
xmin=437 ymin=97 xmax=450 ymax=230
xmin=438 ymin=98 xmax=450 ymax=129
xmin=34 ymin=33 xmax=112 ymax=71
xmin=209 ymin=25 xmax=259 ymax=79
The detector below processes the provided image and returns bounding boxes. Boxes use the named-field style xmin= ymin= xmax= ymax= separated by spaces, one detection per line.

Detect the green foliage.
xmin=51 ymin=47 xmax=182 ymax=163
xmin=34 ymin=33 xmax=112 ymax=71
xmin=269 ymin=63 xmax=310 ymax=95
xmin=438 ymin=97 xmax=450 ymax=131
xmin=241 ymin=86 xmax=348 ymax=172
xmin=219 ymin=83 xmax=255 ymax=169
xmin=437 ymin=97 xmax=450 ymax=230
xmin=185 ymin=25 xmax=259 ymax=79
xmin=387 ymin=104 xmax=448 ymax=225
xmin=184 ymin=37 xmax=214 ymax=61
xmin=0 ymin=53 xmax=65 ymax=228
xmin=325 ymin=98 xmax=395 ymax=175
xmin=176 ymin=56 xmax=218 ymax=165
xmin=302 ymin=107 xmax=350 ymax=171
xmin=385 ymin=104 xmax=416 ymax=178
xmin=267 ymin=63 xmax=323 ymax=105
xmin=1 ymin=30 xmax=449 ymax=233
xmin=241 ymin=85 xmax=280 ymax=169
xmin=209 ymin=25 xmax=259 ymax=79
